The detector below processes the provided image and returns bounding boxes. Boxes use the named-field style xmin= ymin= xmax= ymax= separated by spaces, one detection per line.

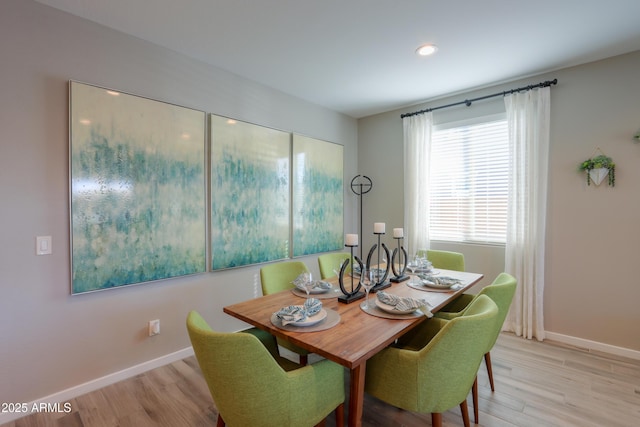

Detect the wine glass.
xmin=418 ymin=254 xmax=429 ymax=271
xmin=407 ymin=257 xmax=419 ymax=284
xmin=361 ymin=268 xmax=375 ymax=309
xmin=303 ymin=272 xmax=314 ymax=298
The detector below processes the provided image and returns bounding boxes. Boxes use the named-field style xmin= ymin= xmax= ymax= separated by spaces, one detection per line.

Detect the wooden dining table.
xmin=223 ymin=268 xmax=483 ymax=427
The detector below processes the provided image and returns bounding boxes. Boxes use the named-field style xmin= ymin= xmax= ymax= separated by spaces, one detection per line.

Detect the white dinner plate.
xmin=375 ymin=298 xmax=417 ymax=315
xmin=290 ymin=308 xmax=328 ymax=327
xmin=421 ymin=279 xmax=454 ymax=289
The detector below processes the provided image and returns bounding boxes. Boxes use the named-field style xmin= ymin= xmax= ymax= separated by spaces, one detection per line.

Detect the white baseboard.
xmin=0 ymin=347 xmax=194 ymax=425
xmin=545 ymin=332 xmax=640 ymax=361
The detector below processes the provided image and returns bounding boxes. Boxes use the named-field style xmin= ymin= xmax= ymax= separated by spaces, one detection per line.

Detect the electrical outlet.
xmin=148 ymin=319 xmax=160 ymax=336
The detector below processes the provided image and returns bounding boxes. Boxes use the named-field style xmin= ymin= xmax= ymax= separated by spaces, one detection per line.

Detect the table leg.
xmin=348 ymin=364 xmax=365 ymax=427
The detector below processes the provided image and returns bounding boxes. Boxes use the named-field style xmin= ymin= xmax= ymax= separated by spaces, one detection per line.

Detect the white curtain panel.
xmin=402 ymin=113 xmax=432 ymax=257
xmin=503 ymin=87 xmax=550 ymax=341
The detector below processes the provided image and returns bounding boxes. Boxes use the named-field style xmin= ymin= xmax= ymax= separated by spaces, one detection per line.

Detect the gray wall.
xmin=358 ymin=50 xmax=640 ymax=353
xmin=0 ymin=0 xmax=357 ymax=406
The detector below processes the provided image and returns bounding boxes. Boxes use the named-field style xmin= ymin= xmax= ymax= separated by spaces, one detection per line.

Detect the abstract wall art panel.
xmin=69 ymin=81 xmax=206 ymax=294
xmin=210 ymin=115 xmax=291 ymax=269
xmin=292 ymin=135 xmax=344 ymax=256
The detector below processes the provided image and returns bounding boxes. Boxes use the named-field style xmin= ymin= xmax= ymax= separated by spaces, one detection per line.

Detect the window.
xmin=429 ymin=114 xmax=508 ymax=244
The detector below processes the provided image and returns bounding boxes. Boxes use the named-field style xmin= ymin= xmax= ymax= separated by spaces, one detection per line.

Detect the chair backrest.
xmin=186 ymin=311 xmax=292 ymax=425
xmin=317 ymin=252 xmax=351 ymax=279
xmin=426 ymin=249 xmax=465 ymax=271
xmin=187 ymin=311 xmax=344 ymax=427
xmin=414 ymin=295 xmax=497 ymax=413
xmin=260 ymin=261 xmax=309 ymax=295
xmin=476 ymin=272 xmax=517 ymax=351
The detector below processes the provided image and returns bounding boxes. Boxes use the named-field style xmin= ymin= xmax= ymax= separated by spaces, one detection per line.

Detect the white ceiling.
xmin=36 ymin=0 xmax=640 ymax=118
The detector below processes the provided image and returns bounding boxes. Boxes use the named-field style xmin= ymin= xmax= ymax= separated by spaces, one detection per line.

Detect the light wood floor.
xmin=4 ymin=333 xmax=639 ymax=427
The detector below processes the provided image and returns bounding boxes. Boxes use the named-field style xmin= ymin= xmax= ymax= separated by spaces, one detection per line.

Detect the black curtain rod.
xmin=400 ymin=78 xmax=558 ymax=119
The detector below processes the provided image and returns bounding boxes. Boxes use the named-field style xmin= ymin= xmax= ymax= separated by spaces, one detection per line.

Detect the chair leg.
xmin=335 ymin=403 xmax=345 ymax=427
xmin=300 ymin=354 xmax=308 ymax=366
xmin=473 ymin=376 xmax=479 ymax=424
xmin=314 ymin=403 xmax=343 ymax=427
xmin=216 ymin=413 xmax=225 ymax=427
xmin=459 ymin=400 xmax=470 ymax=427
xmin=485 ymin=352 xmax=495 ymax=391
xmin=431 ymin=413 xmax=442 ymax=427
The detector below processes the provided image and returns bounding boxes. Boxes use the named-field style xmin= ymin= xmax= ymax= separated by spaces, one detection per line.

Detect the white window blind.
xmin=429 ymin=116 xmax=508 ymax=244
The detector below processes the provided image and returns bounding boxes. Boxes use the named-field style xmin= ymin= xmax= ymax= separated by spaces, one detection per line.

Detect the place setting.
xmin=406 ymin=255 xmax=439 ymax=276
xmin=290 ymin=272 xmax=340 ymax=299
xmin=407 ymin=272 xmax=464 ymax=293
xmin=358 ymin=268 xmax=433 ymax=319
xmin=270 ymin=297 xmax=341 ymax=332
xmin=272 ymin=272 xmax=340 ymax=331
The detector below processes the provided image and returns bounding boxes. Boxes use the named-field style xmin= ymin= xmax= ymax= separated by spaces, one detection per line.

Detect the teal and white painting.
xmin=210 ymin=115 xmax=291 ymax=269
xmin=292 ymin=135 xmax=343 ymax=256
xmin=69 ymin=81 xmax=206 ymax=294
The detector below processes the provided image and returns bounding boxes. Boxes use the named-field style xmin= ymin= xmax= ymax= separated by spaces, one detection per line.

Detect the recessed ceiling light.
xmin=416 ymin=44 xmax=438 ymax=56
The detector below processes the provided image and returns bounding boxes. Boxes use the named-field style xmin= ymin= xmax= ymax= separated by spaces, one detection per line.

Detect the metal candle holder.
xmin=338 ymin=244 xmax=365 ymax=304
xmin=390 ymin=236 xmax=409 ymax=282
xmin=366 ymin=232 xmax=391 ymax=292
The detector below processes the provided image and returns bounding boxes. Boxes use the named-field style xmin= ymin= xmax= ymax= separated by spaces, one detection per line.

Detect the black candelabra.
xmin=366 ymin=224 xmax=391 ymax=292
xmin=338 ymin=235 xmax=365 ymax=304
xmin=350 ymin=175 xmax=372 ymax=259
xmin=390 ymin=229 xmax=409 ymax=282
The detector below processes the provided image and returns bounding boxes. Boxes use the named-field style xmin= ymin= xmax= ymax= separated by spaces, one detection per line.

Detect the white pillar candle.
xmin=345 ymin=234 xmax=359 ymax=246
xmin=393 ymin=228 xmax=404 ymax=238
xmin=374 ymin=222 xmax=386 ymax=234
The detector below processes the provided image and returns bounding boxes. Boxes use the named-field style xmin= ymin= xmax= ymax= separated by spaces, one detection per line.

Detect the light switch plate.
xmin=36 ymin=236 xmax=52 ymax=255
xmin=148 ymin=319 xmax=160 ymax=336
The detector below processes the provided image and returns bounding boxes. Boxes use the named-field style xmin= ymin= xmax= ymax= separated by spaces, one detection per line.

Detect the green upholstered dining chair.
xmin=260 ymin=261 xmax=310 ymax=295
xmin=364 ymin=295 xmax=498 ymax=427
xmin=435 ymin=272 xmax=517 ymax=423
xmin=317 ymin=252 xmax=351 ymax=279
xmin=260 ymin=261 xmax=311 ymax=365
xmin=418 ymin=249 xmax=466 ymax=271
xmin=187 ymin=311 xmax=345 ymax=427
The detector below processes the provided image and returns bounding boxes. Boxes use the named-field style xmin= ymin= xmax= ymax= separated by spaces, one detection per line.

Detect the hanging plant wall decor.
xmin=579 ymin=148 xmax=615 ymax=187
